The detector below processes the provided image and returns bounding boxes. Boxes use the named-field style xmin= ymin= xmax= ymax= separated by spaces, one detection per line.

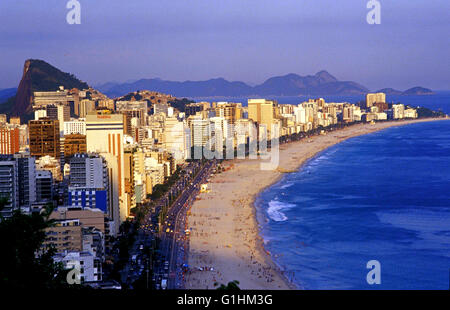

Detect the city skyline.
xmin=0 ymin=0 xmax=449 ymax=90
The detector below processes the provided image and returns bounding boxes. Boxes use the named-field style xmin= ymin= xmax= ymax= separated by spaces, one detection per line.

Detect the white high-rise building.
xmin=392 ymin=104 xmax=405 ymax=119
xmin=69 ymin=153 xmax=108 ymax=189
xmin=294 ymin=105 xmax=307 ymax=124
xmin=64 ymin=120 xmax=86 ymax=135
xmin=86 ymin=113 xmax=126 ymax=232
xmin=0 ymin=156 xmax=19 ymax=218
xmin=209 ymin=116 xmax=231 ymax=153
xmin=163 ymin=117 xmax=190 ymax=164
xmin=57 ymin=104 xmax=70 ymax=133
xmin=190 ymin=118 xmax=210 ymax=148
xmin=34 ymin=109 xmax=47 ymax=120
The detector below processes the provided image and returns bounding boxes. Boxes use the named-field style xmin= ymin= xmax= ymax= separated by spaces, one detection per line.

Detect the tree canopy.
xmin=0 ymin=201 xmax=71 ymax=288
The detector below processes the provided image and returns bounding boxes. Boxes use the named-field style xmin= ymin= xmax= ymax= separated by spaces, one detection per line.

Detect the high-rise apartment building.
xmin=36 ymin=155 xmax=62 ymax=181
xmin=14 ymin=153 xmax=36 ymax=208
xmin=163 ymin=117 xmax=190 ymax=163
xmin=67 ymin=153 xmax=110 ymax=213
xmin=45 ymin=104 xmax=58 ymax=120
xmin=342 ymin=106 xmax=355 ymax=123
xmin=80 ymin=100 xmax=96 ymax=118
xmin=34 ymin=109 xmax=47 ymax=120
xmin=64 ymin=120 xmax=86 ymax=135
xmin=33 ymin=88 xmax=72 ymax=109
xmin=392 ymin=104 xmax=405 ymax=119
xmin=57 ymin=104 xmax=71 ymax=132
xmin=43 ymin=219 xmax=83 ymax=253
xmin=86 ymin=112 xmax=126 ymax=230
xmin=64 ymin=134 xmax=87 ymax=160
xmin=28 ymin=118 xmax=60 ymax=160
xmin=153 ymin=103 xmax=169 ymax=116
xmin=366 ymin=93 xmax=386 ymax=108
xmin=185 ymin=103 xmax=205 ymax=117
xmin=294 ymin=105 xmax=307 ymax=124
xmin=215 ymin=102 xmax=243 ymax=125
xmin=69 ymin=153 xmax=108 ymax=188
xmin=0 ymin=126 xmax=20 ymax=154
xmin=248 ymin=99 xmax=277 ymax=129
xmin=36 ymin=170 xmax=53 ymax=203
xmin=0 ymin=155 xmax=19 ymax=218
xmin=116 ymin=101 xmax=148 ymax=131
xmin=0 ymin=154 xmax=38 ymax=216
xmin=209 ymin=116 xmax=232 ymax=153
xmin=189 ymin=117 xmax=211 ymax=148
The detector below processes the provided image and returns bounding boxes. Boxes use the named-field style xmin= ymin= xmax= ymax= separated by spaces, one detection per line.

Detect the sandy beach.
xmin=185 ymin=118 xmax=448 ymax=290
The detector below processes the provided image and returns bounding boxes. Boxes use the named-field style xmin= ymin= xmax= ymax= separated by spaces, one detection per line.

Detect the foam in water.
xmin=267 ymin=200 xmax=296 ymax=222
xmin=279 ymin=182 xmax=294 ymax=189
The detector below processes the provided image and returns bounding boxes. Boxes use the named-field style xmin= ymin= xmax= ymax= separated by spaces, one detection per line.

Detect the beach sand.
xmin=185 ymin=118 xmax=448 ymax=290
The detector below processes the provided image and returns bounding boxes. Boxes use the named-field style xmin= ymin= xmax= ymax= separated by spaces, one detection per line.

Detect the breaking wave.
xmin=267 ymin=200 xmax=296 ymax=222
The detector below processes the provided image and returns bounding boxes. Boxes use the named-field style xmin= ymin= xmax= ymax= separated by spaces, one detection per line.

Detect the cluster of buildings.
xmin=0 ymin=87 xmax=418 ymax=283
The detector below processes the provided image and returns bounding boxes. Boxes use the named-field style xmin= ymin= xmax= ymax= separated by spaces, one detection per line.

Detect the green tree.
xmin=214 ymin=280 xmax=241 ymax=290
xmin=0 ymin=201 xmax=70 ymax=288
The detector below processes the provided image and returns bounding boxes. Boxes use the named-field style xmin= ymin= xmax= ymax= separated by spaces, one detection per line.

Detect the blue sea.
xmin=255 ymin=119 xmax=450 ymax=290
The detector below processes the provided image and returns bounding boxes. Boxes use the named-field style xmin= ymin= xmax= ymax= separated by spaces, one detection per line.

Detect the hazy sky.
xmin=0 ymin=0 xmax=448 ymax=90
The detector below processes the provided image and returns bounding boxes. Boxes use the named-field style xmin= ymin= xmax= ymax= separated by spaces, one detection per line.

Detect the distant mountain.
xmin=2 ymin=59 xmax=89 ymax=118
xmin=403 ymin=87 xmax=434 ymax=95
xmin=98 ymin=71 xmax=369 ymax=98
xmin=95 ymin=81 xmax=121 ymax=94
xmin=252 ymin=71 xmax=368 ymax=96
xmin=0 ymin=88 xmax=17 ymax=103
xmin=376 ymin=87 xmax=434 ymax=96
xmin=376 ymin=88 xmax=404 ymax=95
xmin=98 ymin=77 xmax=253 ymax=98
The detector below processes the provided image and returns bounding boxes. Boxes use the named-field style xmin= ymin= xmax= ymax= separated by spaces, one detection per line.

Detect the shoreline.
xmin=185 ymin=118 xmax=449 ymax=290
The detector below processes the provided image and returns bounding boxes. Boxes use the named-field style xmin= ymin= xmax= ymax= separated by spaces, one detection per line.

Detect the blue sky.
xmin=0 ymin=0 xmax=448 ymax=90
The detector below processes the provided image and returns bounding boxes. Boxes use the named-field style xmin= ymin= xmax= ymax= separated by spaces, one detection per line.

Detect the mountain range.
xmin=97 ymin=72 xmax=435 ymax=98
xmin=0 ymin=88 xmax=17 ymax=102
xmin=0 ymin=59 xmax=436 ymax=120
xmin=97 ymin=71 xmax=372 ymax=98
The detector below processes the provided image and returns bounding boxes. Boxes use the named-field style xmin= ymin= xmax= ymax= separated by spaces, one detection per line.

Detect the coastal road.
xmin=162 ymin=160 xmax=217 ymax=289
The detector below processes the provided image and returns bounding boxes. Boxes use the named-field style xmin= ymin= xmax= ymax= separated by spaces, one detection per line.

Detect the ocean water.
xmin=255 ymin=120 xmax=450 ymax=289
xmin=192 ymin=91 xmax=450 ymax=114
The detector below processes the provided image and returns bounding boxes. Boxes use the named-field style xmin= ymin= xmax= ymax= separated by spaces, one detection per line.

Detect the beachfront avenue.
xmin=177 ymin=294 xmax=273 ymax=307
